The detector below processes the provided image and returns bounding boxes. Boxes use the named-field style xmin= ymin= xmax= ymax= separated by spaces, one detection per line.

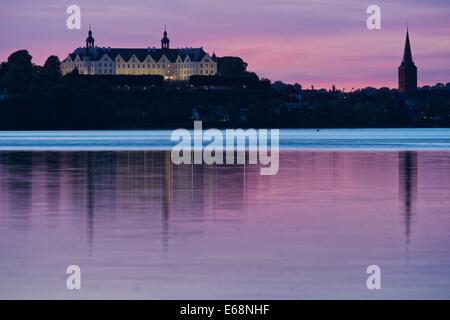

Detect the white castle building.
xmin=61 ymin=27 xmax=218 ymax=81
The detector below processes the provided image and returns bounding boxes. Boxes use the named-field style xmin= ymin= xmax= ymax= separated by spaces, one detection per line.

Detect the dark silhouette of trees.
xmin=0 ymin=62 xmax=7 ymax=80
xmin=0 ymin=49 xmax=449 ymax=130
xmin=1 ymin=50 xmax=36 ymax=94
xmin=42 ymin=55 xmax=62 ymax=81
xmin=190 ymin=74 xmax=260 ymax=88
xmin=218 ymin=57 xmax=248 ymax=75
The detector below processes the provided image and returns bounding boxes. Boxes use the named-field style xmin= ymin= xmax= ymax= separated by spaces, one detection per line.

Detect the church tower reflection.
xmin=86 ymin=152 xmax=95 ymax=256
xmin=398 ymin=151 xmax=418 ymax=245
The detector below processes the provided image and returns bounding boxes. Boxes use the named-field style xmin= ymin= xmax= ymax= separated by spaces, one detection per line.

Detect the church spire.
xmin=402 ymin=26 xmax=413 ymax=64
xmin=398 ymin=25 xmax=418 ymax=94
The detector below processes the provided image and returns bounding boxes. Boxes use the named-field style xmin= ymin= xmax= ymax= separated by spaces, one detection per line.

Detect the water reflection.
xmin=0 ymin=151 xmax=450 ymax=299
xmin=87 ymin=153 xmax=95 ymax=255
xmin=399 ymin=151 xmax=418 ymax=245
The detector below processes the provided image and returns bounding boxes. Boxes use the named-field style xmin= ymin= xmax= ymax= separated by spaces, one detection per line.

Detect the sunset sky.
xmin=1 ymin=0 xmax=449 ymax=89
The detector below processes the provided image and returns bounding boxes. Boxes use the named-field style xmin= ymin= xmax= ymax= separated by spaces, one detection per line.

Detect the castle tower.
xmin=86 ymin=25 xmax=95 ymax=49
xmin=398 ymin=27 xmax=417 ymax=94
xmin=161 ymin=26 xmax=170 ymax=49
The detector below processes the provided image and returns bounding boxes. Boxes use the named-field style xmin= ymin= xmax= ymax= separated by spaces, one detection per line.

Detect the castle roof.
xmin=65 ymin=47 xmax=215 ymax=63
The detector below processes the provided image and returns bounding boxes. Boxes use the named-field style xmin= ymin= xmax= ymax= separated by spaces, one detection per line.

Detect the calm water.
xmin=0 ymin=128 xmax=450 ymax=150
xmin=1 ymin=130 xmax=450 ymax=299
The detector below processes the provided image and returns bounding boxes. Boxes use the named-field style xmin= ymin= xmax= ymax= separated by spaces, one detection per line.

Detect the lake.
xmin=0 ymin=129 xmax=450 ymax=299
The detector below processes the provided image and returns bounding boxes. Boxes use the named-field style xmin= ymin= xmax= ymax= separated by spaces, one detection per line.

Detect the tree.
xmin=42 ymin=55 xmax=62 ymax=79
xmin=217 ymin=56 xmax=248 ymax=75
xmin=0 ymin=62 xmax=7 ymax=82
xmin=7 ymin=50 xmax=34 ymax=72
xmin=68 ymin=67 xmax=79 ymax=76
xmin=1 ymin=50 xmax=36 ymax=94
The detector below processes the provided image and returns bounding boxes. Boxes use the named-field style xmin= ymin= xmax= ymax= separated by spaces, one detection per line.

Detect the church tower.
xmin=398 ymin=27 xmax=417 ymax=94
xmin=161 ymin=26 xmax=170 ymax=49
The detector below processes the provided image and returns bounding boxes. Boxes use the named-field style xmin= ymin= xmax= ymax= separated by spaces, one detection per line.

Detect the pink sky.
xmin=1 ymin=0 xmax=449 ymax=89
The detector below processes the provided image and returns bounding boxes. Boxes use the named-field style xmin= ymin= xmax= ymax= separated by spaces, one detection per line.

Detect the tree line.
xmin=0 ymin=50 xmax=449 ymax=129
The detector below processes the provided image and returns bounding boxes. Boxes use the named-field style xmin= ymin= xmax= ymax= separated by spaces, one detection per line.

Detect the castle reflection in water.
xmin=0 ymin=150 xmax=424 ymax=247
xmin=2 ymin=150 xmax=450 ymax=299
xmin=0 ymin=151 xmax=250 ymax=251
